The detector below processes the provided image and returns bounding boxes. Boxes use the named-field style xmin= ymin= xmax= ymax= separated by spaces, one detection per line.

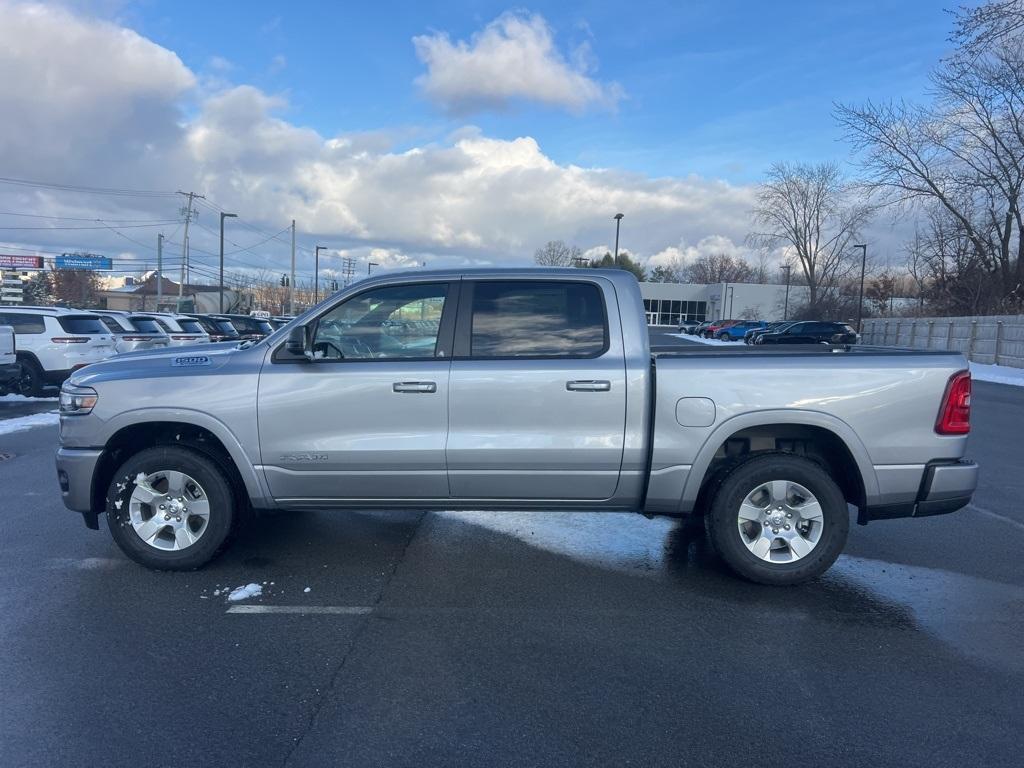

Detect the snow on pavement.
xmin=226 ymin=583 xmax=263 ymax=602
xmin=0 ymin=411 xmax=59 ymax=435
xmin=666 ymin=333 xmax=737 ymax=346
xmin=0 ymin=393 xmax=58 ymax=402
xmin=970 ymin=362 xmax=1024 ymax=388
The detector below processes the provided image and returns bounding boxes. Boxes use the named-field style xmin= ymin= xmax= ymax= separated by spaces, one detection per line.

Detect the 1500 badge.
xmin=172 ymin=355 xmax=211 ymax=367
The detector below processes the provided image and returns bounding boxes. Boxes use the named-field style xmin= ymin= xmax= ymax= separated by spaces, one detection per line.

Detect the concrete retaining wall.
xmin=861 ymin=315 xmax=1024 ymax=369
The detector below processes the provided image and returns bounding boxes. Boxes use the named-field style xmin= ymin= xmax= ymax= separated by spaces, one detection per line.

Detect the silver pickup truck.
xmin=55 ymin=268 xmax=977 ymax=584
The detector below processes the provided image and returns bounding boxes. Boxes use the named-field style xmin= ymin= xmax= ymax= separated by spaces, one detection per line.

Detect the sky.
xmin=0 ymin=0 xmax=958 ymax=283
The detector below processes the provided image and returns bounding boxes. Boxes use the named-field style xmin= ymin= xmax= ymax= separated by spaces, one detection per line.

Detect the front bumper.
xmin=861 ymin=459 xmax=978 ymax=523
xmin=55 ymin=447 xmax=104 ymax=520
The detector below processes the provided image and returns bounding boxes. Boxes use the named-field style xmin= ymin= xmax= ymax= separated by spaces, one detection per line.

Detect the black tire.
xmin=17 ymin=358 xmax=43 ymax=397
xmin=717 ymin=332 xmax=730 ymax=341
xmin=105 ymin=446 xmax=236 ymax=570
xmin=705 ymin=454 xmax=849 ymax=585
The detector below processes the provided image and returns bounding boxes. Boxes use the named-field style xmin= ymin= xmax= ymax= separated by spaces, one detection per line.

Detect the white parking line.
xmin=970 ymin=504 xmax=1024 ymax=533
xmin=226 ymin=605 xmax=374 ymax=615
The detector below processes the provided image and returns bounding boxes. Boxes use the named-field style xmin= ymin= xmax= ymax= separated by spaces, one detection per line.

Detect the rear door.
xmin=447 ymin=277 xmax=626 ymax=500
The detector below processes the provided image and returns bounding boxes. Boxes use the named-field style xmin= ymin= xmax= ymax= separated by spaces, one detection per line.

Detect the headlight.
xmin=59 ymin=384 xmax=98 ymax=415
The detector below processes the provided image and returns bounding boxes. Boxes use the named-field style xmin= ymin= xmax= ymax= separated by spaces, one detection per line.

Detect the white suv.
xmin=91 ymin=310 xmax=171 ymax=354
xmin=0 ymin=307 xmax=115 ymax=395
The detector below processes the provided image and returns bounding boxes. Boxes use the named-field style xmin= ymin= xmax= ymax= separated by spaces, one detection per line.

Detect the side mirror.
xmin=285 ymin=325 xmax=311 ymax=359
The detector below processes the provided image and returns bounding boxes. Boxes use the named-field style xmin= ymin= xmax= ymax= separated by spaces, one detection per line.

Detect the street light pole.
xmin=314 ymin=246 xmax=326 ymax=304
xmin=218 ymin=212 xmax=237 ymax=313
xmin=368 ymin=261 xmax=379 ymax=275
xmin=781 ymin=264 xmax=792 ymax=321
xmin=854 ymin=244 xmax=867 ymax=333
xmin=613 ymin=213 xmax=624 ymax=260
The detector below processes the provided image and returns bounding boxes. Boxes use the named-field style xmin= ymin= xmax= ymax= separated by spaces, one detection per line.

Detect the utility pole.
xmin=289 ymin=219 xmax=296 ymax=314
xmin=341 ymin=256 xmax=355 ymax=286
xmin=314 ymin=246 xmax=326 ymax=303
xmin=176 ymin=191 xmax=203 ymax=310
xmin=781 ymin=264 xmax=791 ymax=321
xmin=854 ymin=244 xmax=867 ymax=333
xmin=219 ymin=212 xmax=237 ymax=313
xmin=368 ymin=261 xmax=379 ymax=275
xmin=156 ymin=233 xmax=163 ymax=311
xmin=613 ymin=213 xmax=624 ymax=260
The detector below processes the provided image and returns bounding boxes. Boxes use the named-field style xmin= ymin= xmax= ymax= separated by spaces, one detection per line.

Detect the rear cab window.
xmin=464 ymin=280 xmax=608 ymax=358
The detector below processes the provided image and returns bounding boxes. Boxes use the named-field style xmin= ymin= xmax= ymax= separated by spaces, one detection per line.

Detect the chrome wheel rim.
xmin=128 ymin=470 xmax=211 ymax=551
xmin=737 ymin=479 xmax=824 ymax=563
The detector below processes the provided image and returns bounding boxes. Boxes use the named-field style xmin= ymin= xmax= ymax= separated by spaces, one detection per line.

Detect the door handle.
xmin=566 ymin=380 xmax=611 ymax=392
xmin=393 ymin=381 xmax=437 ymax=393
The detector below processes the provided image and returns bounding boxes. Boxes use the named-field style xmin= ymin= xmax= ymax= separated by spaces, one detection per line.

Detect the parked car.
xmin=677 ymin=319 xmax=700 ymax=334
xmin=744 ymin=321 xmax=792 ymax=344
xmin=207 ymin=314 xmax=274 ymax=341
xmin=703 ymin=319 xmax=739 ymax=338
xmin=0 ymin=306 xmax=115 ymax=395
xmin=91 ymin=310 xmax=170 ymax=355
xmin=756 ymin=321 xmax=859 ymax=345
xmin=690 ymin=320 xmax=714 ymax=336
xmin=0 ymin=325 xmax=19 ymax=395
xmin=176 ymin=314 xmax=236 ymax=343
xmin=716 ymin=320 xmax=767 ymax=341
xmin=55 ymin=268 xmax=976 ymax=586
xmin=136 ymin=313 xmax=212 ymax=346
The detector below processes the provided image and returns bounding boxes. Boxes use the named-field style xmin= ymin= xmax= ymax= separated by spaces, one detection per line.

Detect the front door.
xmin=258 ymin=281 xmax=455 ymax=504
xmin=447 ymin=278 xmax=626 ymax=500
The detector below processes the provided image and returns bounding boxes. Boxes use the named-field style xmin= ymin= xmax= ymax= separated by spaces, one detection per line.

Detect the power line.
xmin=0 ymin=221 xmax=178 ymax=231
xmin=0 ymin=175 xmax=178 ymax=198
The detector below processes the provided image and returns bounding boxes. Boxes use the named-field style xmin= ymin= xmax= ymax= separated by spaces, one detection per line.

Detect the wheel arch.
xmin=682 ymin=410 xmax=877 ymax=514
xmin=91 ymin=414 xmax=269 ymax=515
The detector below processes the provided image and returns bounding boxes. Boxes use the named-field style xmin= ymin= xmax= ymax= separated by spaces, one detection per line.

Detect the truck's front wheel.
xmin=705 ymin=454 xmax=849 ymax=585
xmin=105 ymin=446 xmax=236 ymax=570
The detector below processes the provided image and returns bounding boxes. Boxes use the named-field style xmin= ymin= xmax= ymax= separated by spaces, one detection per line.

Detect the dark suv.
xmin=183 ymin=314 xmax=241 ymax=343
xmin=756 ymin=321 xmax=859 ymax=345
xmin=209 ymin=314 xmax=274 ymax=341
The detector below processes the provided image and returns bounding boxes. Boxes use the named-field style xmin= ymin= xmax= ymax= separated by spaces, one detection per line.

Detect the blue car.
xmin=715 ymin=320 xmax=767 ymax=341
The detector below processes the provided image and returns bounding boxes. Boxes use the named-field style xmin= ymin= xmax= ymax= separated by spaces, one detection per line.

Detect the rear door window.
xmin=467 ymin=281 xmax=608 ymax=358
xmin=0 ymin=313 xmax=45 ymax=334
xmin=58 ymin=315 xmax=110 ymax=334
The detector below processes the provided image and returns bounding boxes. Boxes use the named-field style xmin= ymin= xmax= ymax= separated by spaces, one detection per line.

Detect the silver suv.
xmin=132 ymin=312 xmax=210 ymax=347
xmin=0 ymin=306 xmax=115 ymax=395
xmin=91 ymin=310 xmax=170 ymax=355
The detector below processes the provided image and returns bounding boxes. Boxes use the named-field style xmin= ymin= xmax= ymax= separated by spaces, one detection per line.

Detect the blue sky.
xmin=0 ymin=1 xmax=958 ymax=274
xmin=125 ymin=0 xmax=953 ymax=183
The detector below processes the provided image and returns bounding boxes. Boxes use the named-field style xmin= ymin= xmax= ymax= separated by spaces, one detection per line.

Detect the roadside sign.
xmin=0 ymin=255 xmax=42 ymax=269
xmin=56 ymin=254 xmax=112 ymax=270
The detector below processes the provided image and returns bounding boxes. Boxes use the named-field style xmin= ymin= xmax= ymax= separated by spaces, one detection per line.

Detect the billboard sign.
xmin=0 ymin=254 xmax=43 ymax=269
xmin=56 ymin=254 xmax=112 ymax=270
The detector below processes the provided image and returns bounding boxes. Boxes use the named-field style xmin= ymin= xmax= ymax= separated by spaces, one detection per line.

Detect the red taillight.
xmin=936 ymin=370 xmax=971 ymax=435
xmin=51 ymin=337 xmax=89 ymax=343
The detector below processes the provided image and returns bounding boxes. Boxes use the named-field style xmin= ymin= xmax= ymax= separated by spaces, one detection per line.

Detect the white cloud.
xmin=412 ymin=12 xmax=623 ymax=115
xmin=0 ymin=2 xmax=765 ymax=278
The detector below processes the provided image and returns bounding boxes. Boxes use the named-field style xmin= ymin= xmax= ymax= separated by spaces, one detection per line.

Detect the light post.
xmin=613 ymin=213 xmax=624 ymax=260
xmin=781 ymin=264 xmax=792 ymax=321
xmin=218 ymin=212 xmax=236 ymax=313
xmin=368 ymin=261 xmax=379 ymax=275
xmin=314 ymin=246 xmax=326 ymax=304
xmin=854 ymin=244 xmax=867 ymax=333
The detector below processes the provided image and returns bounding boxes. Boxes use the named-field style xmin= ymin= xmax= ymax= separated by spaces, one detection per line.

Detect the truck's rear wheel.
xmin=105 ymin=446 xmax=235 ymax=570
xmin=705 ymin=454 xmax=848 ymax=585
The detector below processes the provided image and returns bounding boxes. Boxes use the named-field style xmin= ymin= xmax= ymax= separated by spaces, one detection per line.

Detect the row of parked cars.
xmin=0 ymin=306 xmax=293 ymax=396
xmin=678 ymin=319 xmax=860 ymax=345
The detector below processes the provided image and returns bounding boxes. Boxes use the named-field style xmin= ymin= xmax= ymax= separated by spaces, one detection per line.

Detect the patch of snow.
xmin=971 ymin=362 xmax=1024 ymax=388
xmin=303 ymin=587 xmax=311 ymax=593
xmin=0 ymin=393 xmax=58 ymax=402
xmin=666 ymin=333 xmax=738 ymax=346
xmin=227 ymin=583 xmax=263 ymax=602
xmin=0 ymin=411 xmax=59 ymax=435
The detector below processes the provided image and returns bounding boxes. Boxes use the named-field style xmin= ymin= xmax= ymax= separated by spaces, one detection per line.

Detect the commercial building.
xmin=639 ymin=281 xmax=809 ymax=325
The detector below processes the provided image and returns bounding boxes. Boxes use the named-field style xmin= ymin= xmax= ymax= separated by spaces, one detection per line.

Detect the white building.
xmin=639 ymin=281 xmax=809 ymax=325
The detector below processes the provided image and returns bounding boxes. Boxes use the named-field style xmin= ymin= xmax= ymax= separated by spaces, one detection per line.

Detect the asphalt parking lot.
xmin=1 ymin=335 xmax=1022 ymax=767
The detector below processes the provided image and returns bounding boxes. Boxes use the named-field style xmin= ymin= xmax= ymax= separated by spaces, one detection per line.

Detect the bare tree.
xmin=681 ymin=253 xmax=755 ymax=284
xmin=647 ymin=257 xmax=687 ymax=283
xmin=836 ymin=0 xmax=1024 ymax=311
xmin=534 ymin=240 xmax=582 ymax=267
xmin=749 ymin=162 xmax=872 ymax=314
